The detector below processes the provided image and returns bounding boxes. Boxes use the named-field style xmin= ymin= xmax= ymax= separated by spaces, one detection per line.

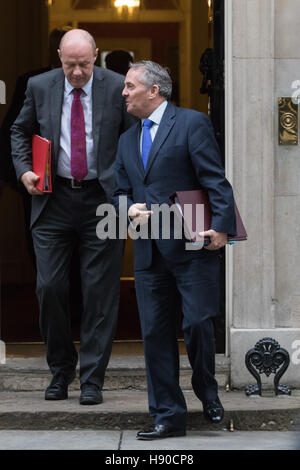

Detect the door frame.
xmin=225 ymin=0 xmax=234 ymax=357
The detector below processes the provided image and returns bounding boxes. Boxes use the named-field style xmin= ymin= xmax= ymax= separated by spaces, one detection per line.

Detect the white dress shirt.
xmin=57 ymin=74 xmax=97 ymax=180
xmin=128 ymin=100 xmax=168 ymax=228
xmin=140 ymin=100 xmax=168 ymax=154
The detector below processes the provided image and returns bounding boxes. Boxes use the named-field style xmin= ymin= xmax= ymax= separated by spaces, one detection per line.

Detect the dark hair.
xmin=105 ymin=50 xmax=133 ymax=75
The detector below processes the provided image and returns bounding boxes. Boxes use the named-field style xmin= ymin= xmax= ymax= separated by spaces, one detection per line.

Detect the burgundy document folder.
xmin=170 ymin=189 xmax=247 ymax=243
xmin=32 ymin=134 xmax=52 ymax=193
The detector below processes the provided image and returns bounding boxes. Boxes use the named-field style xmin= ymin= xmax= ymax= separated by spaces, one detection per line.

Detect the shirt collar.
xmin=142 ymin=100 xmax=168 ymax=126
xmin=65 ymin=73 xmax=94 ymax=96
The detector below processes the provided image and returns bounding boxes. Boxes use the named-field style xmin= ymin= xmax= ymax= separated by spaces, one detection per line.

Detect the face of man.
xmin=59 ymin=39 xmax=98 ymax=88
xmin=122 ymin=67 xmax=154 ymax=119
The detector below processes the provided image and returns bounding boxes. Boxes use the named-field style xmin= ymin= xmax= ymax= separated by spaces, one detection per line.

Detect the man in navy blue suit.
xmin=113 ymin=61 xmax=237 ymax=440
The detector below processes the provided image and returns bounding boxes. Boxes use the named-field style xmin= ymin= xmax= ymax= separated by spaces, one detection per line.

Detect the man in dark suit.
xmin=113 ymin=61 xmax=237 ymax=439
xmin=11 ymin=29 xmax=135 ymax=405
xmin=0 ymin=29 xmax=67 ymax=266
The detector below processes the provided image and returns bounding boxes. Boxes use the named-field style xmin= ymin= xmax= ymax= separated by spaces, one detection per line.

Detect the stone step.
xmin=0 ymin=389 xmax=299 ymax=431
xmin=0 ymin=354 xmax=230 ymax=392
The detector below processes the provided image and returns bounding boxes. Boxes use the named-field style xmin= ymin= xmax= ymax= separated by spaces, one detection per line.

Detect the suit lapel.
xmin=92 ymin=68 xmax=106 ymax=158
xmin=144 ymin=102 xmax=176 ymax=179
xmin=50 ymin=70 xmax=64 ymax=164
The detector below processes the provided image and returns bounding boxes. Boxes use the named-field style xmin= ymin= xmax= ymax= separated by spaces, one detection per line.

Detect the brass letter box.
xmin=278 ymin=97 xmax=298 ymax=145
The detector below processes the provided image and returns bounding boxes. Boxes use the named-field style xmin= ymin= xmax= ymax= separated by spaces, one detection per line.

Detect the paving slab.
xmin=121 ymin=430 xmax=300 ymax=451
xmin=0 ymin=430 xmax=299 ymax=451
xmin=0 ymin=430 xmax=121 ymax=450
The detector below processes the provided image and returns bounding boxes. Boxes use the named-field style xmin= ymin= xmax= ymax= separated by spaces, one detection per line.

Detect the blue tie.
xmin=141 ymin=119 xmax=153 ymax=169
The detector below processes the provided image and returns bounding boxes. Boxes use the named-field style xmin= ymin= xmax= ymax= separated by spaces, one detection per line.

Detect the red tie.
xmin=71 ymin=88 xmax=88 ymax=181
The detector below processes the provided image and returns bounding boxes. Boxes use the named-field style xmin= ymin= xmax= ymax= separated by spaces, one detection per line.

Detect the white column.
xmin=231 ymin=0 xmax=276 ymax=330
xmin=228 ymin=0 xmax=300 ymax=388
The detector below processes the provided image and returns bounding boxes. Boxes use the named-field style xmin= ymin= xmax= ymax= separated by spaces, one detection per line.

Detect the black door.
xmin=200 ymin=0 xmax=226 ymax=353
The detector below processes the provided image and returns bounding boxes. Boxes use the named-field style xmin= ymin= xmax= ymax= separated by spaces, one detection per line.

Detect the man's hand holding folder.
xmin=21 ymin=171 xmax=44 ymax=195
xmin=198 ymin=229 xmax=228 ymax=251
xmin=170 ymin=189 xmax=247 ymax=250
xmin=21 ymin=135 xmax=52 ymax=195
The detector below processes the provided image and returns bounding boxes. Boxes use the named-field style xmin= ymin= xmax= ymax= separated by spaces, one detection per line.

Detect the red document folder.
xmin=32 ymin=134 xmax=52 ymax=193
xmin=170 ymin=189 xmax=247 ymax=243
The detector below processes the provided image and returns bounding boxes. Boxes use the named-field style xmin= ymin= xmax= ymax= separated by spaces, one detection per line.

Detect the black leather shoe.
xmin=45 ymin=372 xmax=75 ymax=400
xmin=137 ymin=424 xmax=186 ymax=440
xmin=80 ymin=383 xmax=103 ymax=405
xmin=202 ymin=396 xmax=224 ymax=423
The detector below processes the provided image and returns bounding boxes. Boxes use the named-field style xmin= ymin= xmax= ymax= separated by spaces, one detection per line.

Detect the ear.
xmin=57 ymin=49 xmax=62 ymax=60
xmin=150 ymin=84 xmax=159 ymax=99
xmin=94 ymin=48 xmax=99 ymax=63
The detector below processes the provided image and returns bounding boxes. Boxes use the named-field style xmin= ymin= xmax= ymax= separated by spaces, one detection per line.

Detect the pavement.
xmin=0 ymin=389 xmax=300 ymax=431
xmin=0 ymin=354 xmax=300 ymax=453
xmin=0 ymin=389 xmax=299 ymax=453
xmin=0 ymin=429 xmax=299 ymax=451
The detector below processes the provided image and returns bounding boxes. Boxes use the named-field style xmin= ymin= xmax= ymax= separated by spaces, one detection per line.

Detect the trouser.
xmin=31 ymin=179 xmax=123 ymax=387
xmin=134 ymin=243 xmax=221 ymax=430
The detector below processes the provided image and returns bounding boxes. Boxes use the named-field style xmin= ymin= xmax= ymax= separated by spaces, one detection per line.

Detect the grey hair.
xmin=130 ymin=61 xmax=172 ymax=100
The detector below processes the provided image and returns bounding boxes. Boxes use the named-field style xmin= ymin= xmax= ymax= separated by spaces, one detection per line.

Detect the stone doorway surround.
xmin=226 ymin=0 xmax=300 ymax=388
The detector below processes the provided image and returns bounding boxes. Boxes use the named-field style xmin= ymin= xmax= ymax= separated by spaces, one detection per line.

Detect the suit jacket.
xmin=113 ymin=102 xmax=237 ymax=271
xmin=0 ymin=67 xmax=50 ymax=188
xmin=11 ymin=66 xmax=136 ymax=228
